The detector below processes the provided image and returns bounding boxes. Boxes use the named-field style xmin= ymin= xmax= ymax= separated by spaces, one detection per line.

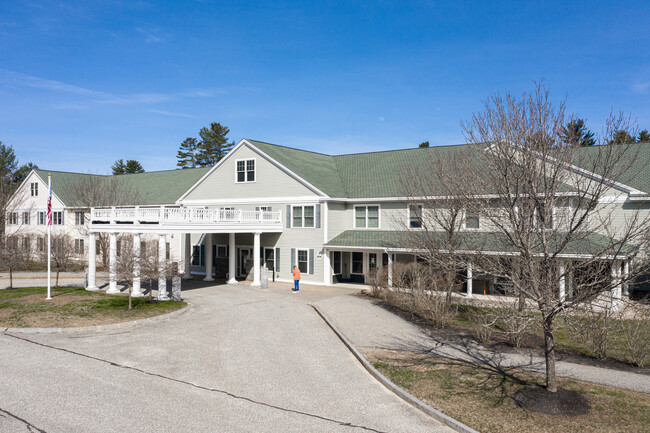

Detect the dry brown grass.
xmin=366 ymin=348 xmax=650 ymax=433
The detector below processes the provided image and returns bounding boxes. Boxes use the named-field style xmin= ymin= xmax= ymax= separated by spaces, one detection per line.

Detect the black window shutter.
xmin=286 ymin=205 xmax=291 ymax=228
xmin=309 ymin=249 xmax=314 ymax=274
xmin=290 ymin=248 xmax=296 ymax=272
xmin=275 ymin=247 xmax=280 ymax=272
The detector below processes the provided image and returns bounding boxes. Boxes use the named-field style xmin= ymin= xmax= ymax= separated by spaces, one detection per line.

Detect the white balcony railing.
xmin=90 ymin=206 xmax=283 ymax=227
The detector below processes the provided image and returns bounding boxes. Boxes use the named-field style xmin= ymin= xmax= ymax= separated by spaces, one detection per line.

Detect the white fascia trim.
xmin=324 ymin=192 xmax=585 ymax=203
xmin=180 ymin=196 xmax=322 ymax=206
xmin=243 ymin=140 xmax=329 ymax=197
xmin=324 ymin=245 xmax=628 ymax=260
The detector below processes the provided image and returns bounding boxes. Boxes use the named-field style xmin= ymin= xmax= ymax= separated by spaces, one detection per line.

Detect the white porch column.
xmin=106 ymin=233 xmax=119 ymax=294
xmin=132 ymin=233 xmax=143 ymax=297
xmin=558 ymin=260 xmax=566 ymax=301
xmin=611 ymin=260 xmax=622 ymax=311
xmin=157 ymin=234 xmax=169 ymax=300
xmin=466 ymin=262 xmax=473 ymax=297
xmin=387 ymin=252 xmax=393 ymax=288
xmin=204 ymin=233 xmax=214 ymax=282
xmin=183 ymin=233 xmax=192 ymax=280
xmin=323 ymin=249 xmax=331 ymax=285
xmin=227 ymin=233 xmax=237 ymax=284
xmin=252 ymin=232 xmax=261 ymax=287
xmin=86 ymin=232 xmax=97 ymax=291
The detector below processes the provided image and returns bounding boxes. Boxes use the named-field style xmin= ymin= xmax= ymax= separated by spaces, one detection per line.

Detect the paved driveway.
xmin=0 ymin=283 xmax=450 ymax=433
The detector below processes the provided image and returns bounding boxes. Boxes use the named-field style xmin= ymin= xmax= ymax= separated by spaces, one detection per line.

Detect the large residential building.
xmin=7 ymin=139 xmax=650 ymax=299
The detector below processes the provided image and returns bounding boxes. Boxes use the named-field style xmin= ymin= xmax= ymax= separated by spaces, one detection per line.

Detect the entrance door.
xmin=264 ymin=248 xmax=275 ymax=282
xmin=239 ymin=248 xmax=251 ymax=277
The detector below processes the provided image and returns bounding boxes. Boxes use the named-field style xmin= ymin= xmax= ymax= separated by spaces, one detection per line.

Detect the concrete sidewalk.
xmin=313 ymin=293 xmax=650 ymax=394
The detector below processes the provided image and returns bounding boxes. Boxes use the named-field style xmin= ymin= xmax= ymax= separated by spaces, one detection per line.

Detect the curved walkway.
xmin=0 ymin=283 xmax=452 ymax=433
xmin=313 ymin=293 xmax=650 ymax=394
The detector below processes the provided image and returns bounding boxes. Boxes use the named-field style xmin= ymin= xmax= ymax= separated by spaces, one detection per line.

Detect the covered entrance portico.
xmin=87 ymin=206 xmax=283 ymax=296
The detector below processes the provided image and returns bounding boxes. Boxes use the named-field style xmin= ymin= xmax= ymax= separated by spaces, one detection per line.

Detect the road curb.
xmin=2 ymin=303 xmax=192 ymax=334
xmin=311 ymin=304 xmax=480 ymax=433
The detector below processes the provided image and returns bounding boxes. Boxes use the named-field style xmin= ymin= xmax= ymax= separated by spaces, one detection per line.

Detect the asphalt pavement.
xmin=0 ymin=282 xmax=452 ymax=433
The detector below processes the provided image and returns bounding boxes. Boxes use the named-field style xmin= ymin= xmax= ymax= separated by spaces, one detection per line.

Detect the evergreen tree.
xmin=609 ymin=130 xmax=636 ymax=145
xmin=177 ymin=137 xmax=200 ymax=168
xmin=196 ymin=122 xmax=235 ymax=166
xmin=637 ymin=130 xmax=650 ymax=143
xmin=13 ymin=162 xmax=39 ymax=183
xmin=559 ymin=119 xmax=595 ymax=146
xmin=112 ymin=159 xmax=144 ymax=175
xmin=419 ymin=141 xmax=430 ymax=148
xmin=0 ymin=142 xmax=19 ymax=178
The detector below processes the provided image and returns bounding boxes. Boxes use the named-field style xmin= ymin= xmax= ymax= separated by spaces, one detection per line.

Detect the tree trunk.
xmin=56 ymin=269 xmax=60 ymax=288
xmin=9 ymin=266 xmax=13 ymax=289
xmin=543 ymin=312 xmax=557 ymax=392
xmin=149 ymin=278 xmax=153 ymax=302
xmin=128 ymin=287 xmax=132 ymax=310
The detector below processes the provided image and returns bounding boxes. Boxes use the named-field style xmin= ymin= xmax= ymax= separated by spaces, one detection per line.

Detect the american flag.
xmin=47 ymin=183 xmax=52 ymax=226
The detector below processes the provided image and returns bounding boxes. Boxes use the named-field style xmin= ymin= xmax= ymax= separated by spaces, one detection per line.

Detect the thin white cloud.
xmin=0 ymin=69 xmax=221 ymax=107
xmin=378 ymin=116 xmax=385 ymax=121
xmin=633 ymin=81 xmax=650 ymax=94
xmin=135 ymin=27 xmax=164 ymax=43
xmin=148 ymin=109 xmax=194 ymax=118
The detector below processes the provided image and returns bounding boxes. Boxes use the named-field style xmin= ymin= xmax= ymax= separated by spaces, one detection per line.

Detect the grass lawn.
xmin=0 ymin=287 xmax=186 ymax=328
xmin=368 ymin=348 xmax=650 ymax=433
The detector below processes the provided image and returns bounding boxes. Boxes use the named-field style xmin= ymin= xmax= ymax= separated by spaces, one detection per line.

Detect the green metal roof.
xmin=33 ymin=167 xmax=211 ymax=207
xmin=325 ymin=230 xmax=627 ymax=256
xmin=246 ymin=139 xmax=587 ymax=198
xmin=575 ymin=141 xmax=650 ymax=196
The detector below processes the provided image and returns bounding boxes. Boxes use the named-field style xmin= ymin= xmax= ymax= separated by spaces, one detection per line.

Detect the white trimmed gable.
xmin=179 ymin=141 xmax=322 ymax=204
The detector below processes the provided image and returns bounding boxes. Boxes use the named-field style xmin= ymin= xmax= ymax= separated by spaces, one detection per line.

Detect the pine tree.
xmin=419 ymin=141 xmax=430 ymax=148
xmin=176 ymin=137 xmax=200 ymax=168
xmin=637 ymin=130 xmax=650 ymax=143
xmin=559 ymin=119 xmax=595 ymax=146
xmin=196 ymin=122 xmax=235 ymax=166
xmin=609 ymin=130 xmax=635 ymax=145
xmin=112 ymin=159 xmax=144 ymax=175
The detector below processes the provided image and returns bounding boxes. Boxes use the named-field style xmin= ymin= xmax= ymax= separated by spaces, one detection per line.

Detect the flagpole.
xmin=47 ymin=174 xmax=52 ymax=300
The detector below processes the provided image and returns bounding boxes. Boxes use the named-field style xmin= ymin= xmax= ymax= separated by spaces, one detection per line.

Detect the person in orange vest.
xmin=292 ymin=265 xmax=301 ymax=293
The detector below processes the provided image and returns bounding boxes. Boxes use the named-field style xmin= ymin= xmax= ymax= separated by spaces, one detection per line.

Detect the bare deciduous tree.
xmin=63 ymin=174 xmax=142 ymax=267
xmin=401 ymin=82 xmax=650 ymax=392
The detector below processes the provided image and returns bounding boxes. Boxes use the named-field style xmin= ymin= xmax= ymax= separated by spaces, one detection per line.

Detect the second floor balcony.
xmin=90 ymin=206 xmax=283 ymax=234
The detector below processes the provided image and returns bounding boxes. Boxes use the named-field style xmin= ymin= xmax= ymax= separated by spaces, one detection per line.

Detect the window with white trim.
xmin=74 ymin=239 xmax=85 ymax=255
xmin=52 ymin=211 xmax=63 ymax=225
xmin=37 ymin=237 xmax=44 ymax=252
xmin=38 ymin=211 xmax=45 ymax=225
xmin=23 ymin=212 xmax=30 ymax=225
xmin=465 ymin=211 xmax=480 ymax=229
xmin=23 ymin=237 xmax=30 ymax=252
xmin=292 ymin=205 xmax=314 ymax=228
xmin=74 ymin=211 xmax=85 ymax=225
xmin=297 ymin=249 xmax=308 ymax=273
xmin=217 ymin=245 xmax=228 ymax=258
xmin=409 ymin=204 xmax=423 ymax=228
xmin=30 ymin=183 xmax=38 ymax=196
xmin=355 ymin=205 xmax=379 ymax=228
xmin=8 ymin=212 xmax=18 ymax=225
xmin=236 ymin=159 xmax=255 ymax=183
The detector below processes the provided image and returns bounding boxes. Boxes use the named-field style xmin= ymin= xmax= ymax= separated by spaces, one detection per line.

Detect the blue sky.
xmin=1 ymin=1 xmax=648 ymax=173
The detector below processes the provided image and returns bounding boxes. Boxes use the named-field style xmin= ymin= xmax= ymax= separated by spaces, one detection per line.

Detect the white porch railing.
xmin=90 ymin=206 xmax=283 ymax=226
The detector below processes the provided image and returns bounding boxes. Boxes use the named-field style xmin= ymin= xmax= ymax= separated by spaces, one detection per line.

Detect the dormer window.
xmin=236 ymin=159 xmax=255 ymax=183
